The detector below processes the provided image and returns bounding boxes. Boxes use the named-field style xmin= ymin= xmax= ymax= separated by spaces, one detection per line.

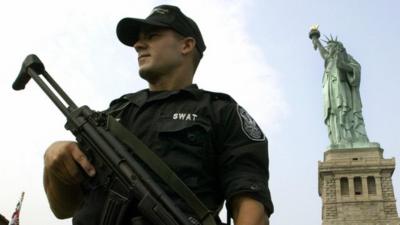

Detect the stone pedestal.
xmin=319 ymin=147 xmax=400 ymax=225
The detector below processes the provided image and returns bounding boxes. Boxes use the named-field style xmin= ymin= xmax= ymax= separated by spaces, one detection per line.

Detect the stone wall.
xmin=323 ymin=175 xmax=338 ymax=219
xmin=319 ymin=147 xmax=400 ymax=225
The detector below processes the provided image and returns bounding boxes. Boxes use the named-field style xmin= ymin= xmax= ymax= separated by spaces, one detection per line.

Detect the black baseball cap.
xmin=116 ymin=5 xmax=206 ymax=57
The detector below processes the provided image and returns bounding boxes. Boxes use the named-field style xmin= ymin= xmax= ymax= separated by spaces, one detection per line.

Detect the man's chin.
xmin=139 ymin=69 xmax=158 ymax=83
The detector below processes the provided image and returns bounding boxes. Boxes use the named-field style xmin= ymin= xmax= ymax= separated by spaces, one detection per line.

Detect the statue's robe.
xmin=323 ymin=51 xmax=369 ymax=146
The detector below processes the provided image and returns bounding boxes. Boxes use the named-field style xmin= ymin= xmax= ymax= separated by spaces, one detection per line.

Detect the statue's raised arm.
xmin=309 ymin=25 xmax=328 ymax=60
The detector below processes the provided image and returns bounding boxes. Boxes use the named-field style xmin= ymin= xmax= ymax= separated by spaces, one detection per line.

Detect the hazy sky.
xmin=0 ymin=0 xmax=399 ymax=225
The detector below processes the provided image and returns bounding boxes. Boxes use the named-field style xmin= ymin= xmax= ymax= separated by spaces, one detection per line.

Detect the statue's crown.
xmin=323 ymin=34 xmax=339 ymax=44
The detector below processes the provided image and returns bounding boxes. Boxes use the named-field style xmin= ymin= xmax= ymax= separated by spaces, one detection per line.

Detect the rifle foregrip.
xmin=13 ymin=54 xmax=45 ymax=90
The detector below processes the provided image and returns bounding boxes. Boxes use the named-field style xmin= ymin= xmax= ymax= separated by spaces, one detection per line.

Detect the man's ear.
xmin=181 ymin=37 xmax=196 ymax=55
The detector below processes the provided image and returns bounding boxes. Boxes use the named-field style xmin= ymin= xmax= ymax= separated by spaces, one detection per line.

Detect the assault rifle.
xmin=12 ymin=55 xmax=215 ymax=225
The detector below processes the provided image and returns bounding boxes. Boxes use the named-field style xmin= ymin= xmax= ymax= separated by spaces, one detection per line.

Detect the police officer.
xmin=43 ymin=5 xmax=273 ymax=225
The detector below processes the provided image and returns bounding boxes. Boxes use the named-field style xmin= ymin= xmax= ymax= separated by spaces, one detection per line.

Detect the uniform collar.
xmin=180 ymin=84 xmax=202 ymax=99
xmin=123 ymin=84 xmax=201 ymax=107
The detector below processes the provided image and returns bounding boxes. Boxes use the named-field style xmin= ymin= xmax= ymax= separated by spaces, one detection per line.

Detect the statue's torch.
xmin=309 ymin=24 xmax=320 ymax=50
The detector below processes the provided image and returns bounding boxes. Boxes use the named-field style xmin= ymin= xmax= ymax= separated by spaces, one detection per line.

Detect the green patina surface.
xmin=310 ymin=26 xmax=377 ymax=149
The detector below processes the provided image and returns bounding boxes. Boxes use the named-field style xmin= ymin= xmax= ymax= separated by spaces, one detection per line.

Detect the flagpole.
xmin=8 ymin=192 xmax=24 ymax=225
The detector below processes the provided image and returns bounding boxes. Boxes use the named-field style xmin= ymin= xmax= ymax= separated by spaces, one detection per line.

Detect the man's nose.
xmin=133 ymin=39 xmax=147 ymax=52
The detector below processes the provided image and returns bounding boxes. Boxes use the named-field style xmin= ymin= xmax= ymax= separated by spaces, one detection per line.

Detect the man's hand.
xmin=43 ymin=141 xmax=96 ymax=218
xmin=231 ymin=195 xmax=269 ymax=225
xmin=44 ymin=141 xmax=96 ymax=184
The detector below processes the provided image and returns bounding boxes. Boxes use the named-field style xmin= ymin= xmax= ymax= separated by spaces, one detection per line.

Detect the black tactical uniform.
xmin=73 ymin=4 xmax=273 ymax=225
xmin=72 ymin=84 xmax=273 ymax=225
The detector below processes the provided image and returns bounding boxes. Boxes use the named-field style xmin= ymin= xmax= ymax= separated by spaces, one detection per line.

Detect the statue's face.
xmin=327 ymin=43 xmax=337 ymax=55
xmin=327 ymin=41 xmax=343 ymax=56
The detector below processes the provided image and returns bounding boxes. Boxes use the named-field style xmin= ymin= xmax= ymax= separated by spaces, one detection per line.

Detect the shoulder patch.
xmin=237 ymin=105 xmax=265 ymax=141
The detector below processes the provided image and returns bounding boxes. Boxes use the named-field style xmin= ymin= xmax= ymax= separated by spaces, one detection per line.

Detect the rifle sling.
xmin=107 ymin=116 xmax=216 ymax=225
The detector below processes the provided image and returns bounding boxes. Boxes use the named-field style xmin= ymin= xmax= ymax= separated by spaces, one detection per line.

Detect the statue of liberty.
xmin=309 ymin=25 xmax=371 ymax=149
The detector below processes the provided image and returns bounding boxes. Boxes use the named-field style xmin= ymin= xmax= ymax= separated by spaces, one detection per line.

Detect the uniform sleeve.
xmin=217 ymin=102 xmax=274 ymax=216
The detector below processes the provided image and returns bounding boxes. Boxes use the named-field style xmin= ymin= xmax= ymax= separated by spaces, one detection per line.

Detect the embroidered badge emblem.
xmin=237 ymin=105 xmax=265 ymax=141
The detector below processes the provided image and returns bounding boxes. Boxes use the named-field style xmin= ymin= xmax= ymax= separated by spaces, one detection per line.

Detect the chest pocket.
xmin=156 ymin=117 xmax=212 ymax=188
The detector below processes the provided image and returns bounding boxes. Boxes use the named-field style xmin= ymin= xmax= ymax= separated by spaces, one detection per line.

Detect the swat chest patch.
xmin=172 ymin=112 xmax=198 ymax=121
xmin=237 ymin=105 xmax=265 ymax=141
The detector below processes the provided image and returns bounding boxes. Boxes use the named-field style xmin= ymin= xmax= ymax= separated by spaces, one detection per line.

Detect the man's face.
xmin=133 ymin=26 xmax=184 ymax=82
